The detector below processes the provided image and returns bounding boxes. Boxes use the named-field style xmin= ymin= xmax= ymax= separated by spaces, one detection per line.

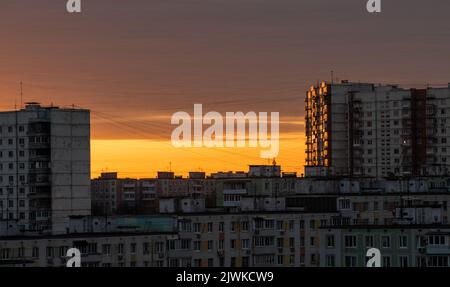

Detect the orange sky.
xmin=91 ymin=134 xmax=306 ymax=178
xmin=1 ymin=0 xmax=450 ymax=178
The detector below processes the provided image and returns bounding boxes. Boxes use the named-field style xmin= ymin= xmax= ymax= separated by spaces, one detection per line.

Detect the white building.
xmin=0 ymin=103 xmax=91 ymax=235
xmin=305 ymin=81 xmax=450 ymax=178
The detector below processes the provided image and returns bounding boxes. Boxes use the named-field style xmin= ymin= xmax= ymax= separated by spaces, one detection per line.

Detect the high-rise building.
xmin=305 ymin=81 xmax=450 ymax=178
xmin=0 ymin=103 xmax=90 ymax=235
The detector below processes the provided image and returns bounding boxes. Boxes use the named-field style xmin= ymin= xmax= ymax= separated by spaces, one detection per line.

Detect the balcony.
xmin=426 ymin=245 xmax=450 ymax=255
xmin=223 ymin=189 xmax=247 ymax=195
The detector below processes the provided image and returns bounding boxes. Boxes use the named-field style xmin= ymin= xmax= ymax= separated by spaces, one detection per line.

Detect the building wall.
xmin=319 ymin=227 xmax=450 ymax=267
xmin=0 ymin=104 xmax=90 ymax=235
xmin=305 ymin=82 xmax=450 ymax=178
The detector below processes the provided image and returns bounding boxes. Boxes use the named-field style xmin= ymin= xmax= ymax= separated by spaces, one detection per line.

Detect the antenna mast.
xmin=20 ymin=81 xmax=23 ymax=109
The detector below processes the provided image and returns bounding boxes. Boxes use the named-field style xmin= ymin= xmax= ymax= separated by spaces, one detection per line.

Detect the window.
xmin=277 ymin=238 xmax=284 ymax=248
xmin=327 ymin=235 xmax=335 ymax=248
xmin=130 ymin=243 xmax=136 ymax=254
xmin=383 ymin=256 xmax=391 ymax=267
xmin=180 ymin=239 xmax=190 ymax=250
xmin=87 ymin=243 xmax=97 ymax=254
xmin=32 ymin=247 xmax=39 ymax=258
xmin=289 ymin=237 xmax=295 ymax=249
xmin=193 ymin=223 xmax=201 ymax=233
xmin=241 ymin=239 xmax=250 ymax=249
xmin=311 ymin=254 xmax=317 ymax=265
xmin=1 ymin=248 xmax=10 ymax=260
xmin=18 ymin=247 xmax=25 ymax=258
xmin=428 ymin=256 xmax=449 ymax=267
xmin=155 ymin=242 xmax=164 ymax=253
xmin=207 ymin=240 xmax=213 ymax=251
xmin=168 ymin=240 xmax=176 ymax=250
xmin=207 ymin=222 xmax=213 ymax=233
xmin=399 ymin=235 xmax=408 ymax=248
xmin=230 ymin=257 xmax=236 ymax=267
xmin=277 ymin=255 xmax=283 ymax=265
xmin=241 ymin=221 xmax=249 ymax=231
xmin=299 ymin=220 xmax=305 ymax=229
xmin=326 ymin=255 xmax=335 ymax=267
xmin=180 ymin=221 xmax=191 ymax=232
xmin=230 ymin=239 xmax=236 ymax=249
xmin=242 ymin=256 xmax=250 ymax=267
xmin=365 ymin=235 xmax=374 ymax=247
xmin=338 ymin=199 xmax=351 ymax=210
xmin=288 ymin=220 xmax=294 ymax=231
xmin=265 ymin=219 xmax=274 ymax=229
xmin=276 ymin=220 xmax=283 ymax=231
xmin=428 ymin=235 xmax=445 ymax=245
xmin=102 ymin=244 xmax=111 ymax=255
xmin=382 ymin=236 xmax=391 ymax=248
xmin=345 ymin=256 xmax=357 ymax=267
xmin=169 ymin=258 xmax=179 ymax=267
xmin=57 ymin=246 xmax=67 ymax=258
xmin=231 ymin=221 xmax=236 ymax=232
xmin=399 ymin=256 xmax=408 ymax=267
xmin=193 ymin=241 xmax=201 ymax=251
xmin=219 ymin=222 xmax=224 ymax=232
xmin=118 ymin=243 xmax=124 ymax=254
xmin=46 ymin=247 xmax=53 ymax=258
xmin=344 ymin=235 xmax=357 ymax=248
xmin=143 ymin=243 xmax=149 ymax=254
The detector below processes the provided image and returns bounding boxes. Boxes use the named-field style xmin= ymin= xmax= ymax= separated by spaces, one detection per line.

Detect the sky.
xmin=1 ymin=0 xmax=450 ymax=178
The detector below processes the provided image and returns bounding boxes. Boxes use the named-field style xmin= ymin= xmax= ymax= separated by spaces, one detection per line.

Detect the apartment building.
xmin=168 ymin=212 xmax=336 ymax=267
xmin=0 ymin=232 xmax=176 ymax=267
xmin=0 ymin=103 xmax=90 ymax=235
xmin=0 ymin=211 xmax=336 ymax=267
xmin=305 ymin=81 xmax=450 ymax=178
xmin=92 ymin=171 xmax=216 ymax=216
xmin=319 ymin=225 xmax=450 ymax=267
xmin=213 ymin=165 xmax=297 ymax=210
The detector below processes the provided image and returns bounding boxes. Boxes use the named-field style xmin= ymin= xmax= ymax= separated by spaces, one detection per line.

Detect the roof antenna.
xmin=20 ymin=81 xmax=23 ymax=109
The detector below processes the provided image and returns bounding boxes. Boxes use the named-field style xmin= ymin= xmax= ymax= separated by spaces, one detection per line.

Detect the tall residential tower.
xmin=305 ymin=81 xmax=450 ymax=178
xmin=0 ymin=103 xmax=90 ymax=235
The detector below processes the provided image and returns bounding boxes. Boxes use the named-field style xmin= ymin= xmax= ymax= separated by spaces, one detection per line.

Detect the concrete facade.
xmin=305 ymin=82 xmax=450 ymax=178
xmin=0 ymin=103 xmax=90 ymax=235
